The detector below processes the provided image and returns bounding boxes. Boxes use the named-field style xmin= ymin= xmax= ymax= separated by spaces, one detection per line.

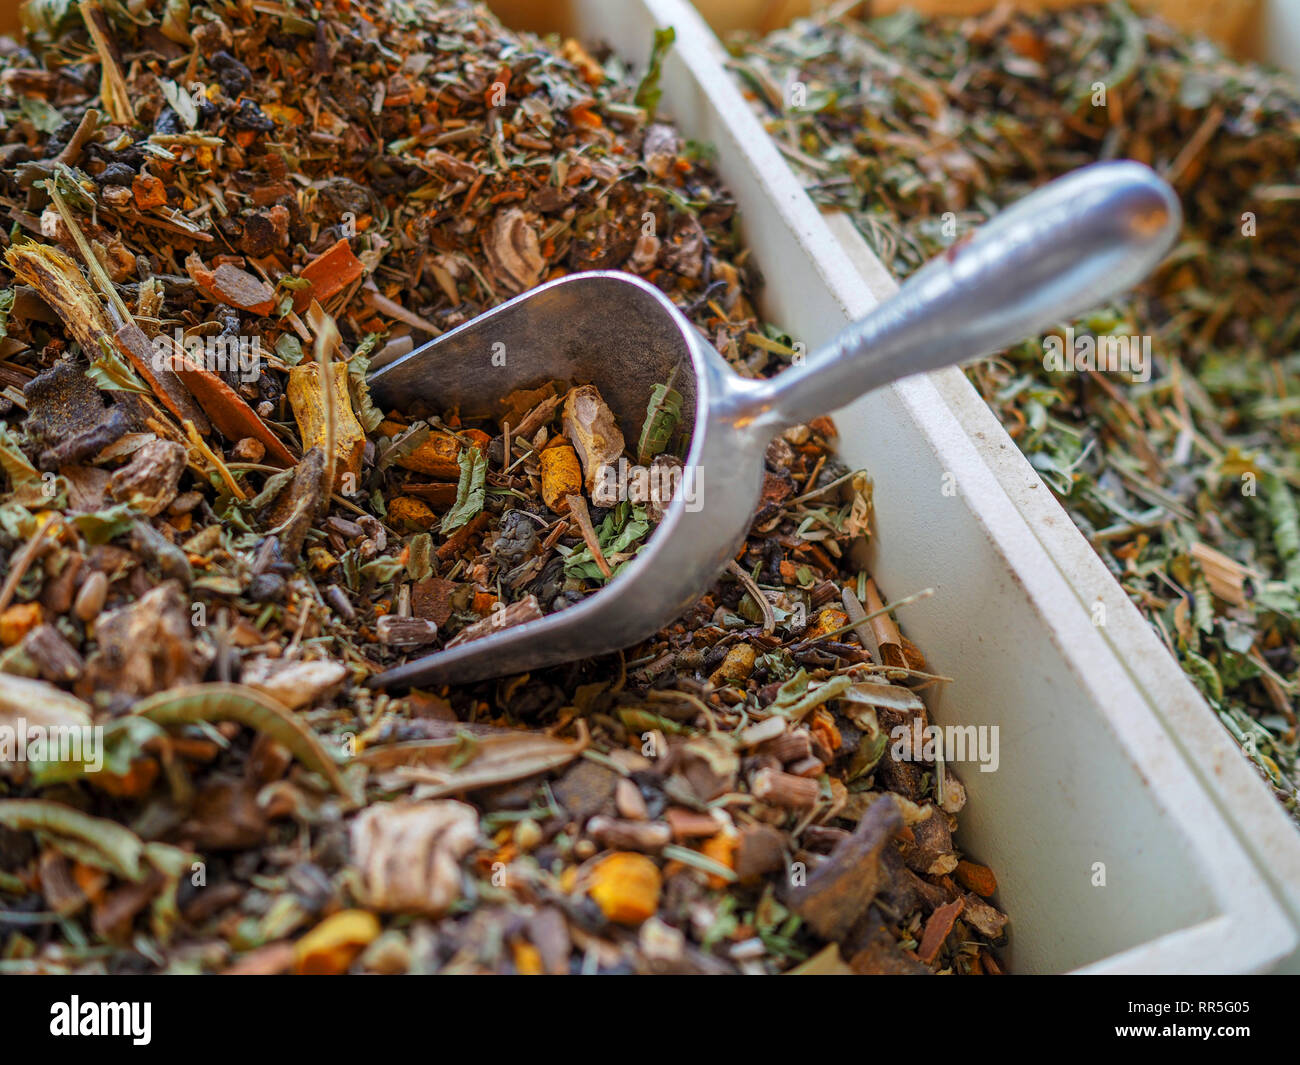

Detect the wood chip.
xmin=917 ymin=898 xmax=965 ymax=964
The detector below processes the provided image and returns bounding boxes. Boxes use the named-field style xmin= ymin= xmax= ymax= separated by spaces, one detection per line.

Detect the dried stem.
xmin=313 ymin=312 xmax=341 ymax=495
xmin=726 ymin=559 xmax=775 ymax=635
xmin=78 ymin=1 xmax=134 ymax=126
xmin=565 ymin=493 xmax=611 ymax=579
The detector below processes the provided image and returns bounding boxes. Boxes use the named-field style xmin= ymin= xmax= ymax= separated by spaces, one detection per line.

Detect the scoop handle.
xmin=733 ymin=161 xmax=1180 ymax=432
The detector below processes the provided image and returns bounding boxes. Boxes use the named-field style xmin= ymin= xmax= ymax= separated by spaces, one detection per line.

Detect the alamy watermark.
xmin=1043 ymin=327 xmax=1151 ymax=383
xmin=50 ymin=997 xmax=151 ymax=1045
xmin=592 ymin=457 xmax=703 ymax=513
xmin=0 ymin=718 xmax=103 ymax=771
xmin=890 ymin=719 xmax=999 ymax=773
xmin=151 ymin=328 xmax=262 ymax=384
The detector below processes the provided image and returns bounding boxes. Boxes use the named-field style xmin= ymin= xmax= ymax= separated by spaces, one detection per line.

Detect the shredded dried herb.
xmin=731 ymin=1 xmax=1300 ymax=819
xmin=0 ymin=0 xmax=1004 ymax=975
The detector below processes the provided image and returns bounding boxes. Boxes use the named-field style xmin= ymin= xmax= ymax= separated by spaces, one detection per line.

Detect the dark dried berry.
xmin=239 ymin=212 xmax=279 ymax=257
xmin=229 ymin=98 xmax=275 ymax=133
xmin=247 ymin=572 xmax=286 ymax=602
xmin=210 ymin=51 xmax=252 ymax=96
xmin=195 ymin=96 xmax=219 ymax=126
xmin=154 ymin=107 xmax=184 ymax=136
xmin=96 ymin=162 xmax=136 ymax=187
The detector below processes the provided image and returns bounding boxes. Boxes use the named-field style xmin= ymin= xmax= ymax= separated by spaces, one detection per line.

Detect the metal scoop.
xmin=368 ymin=161 xmax=1180 ymax=688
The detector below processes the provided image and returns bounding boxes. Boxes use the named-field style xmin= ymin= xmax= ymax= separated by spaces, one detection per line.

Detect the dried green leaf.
xmin=131 ymin=683 xmax=348 ymax=794
xmin=634 ymin=26 xmax=676 ymax=121
xmin=440 ymin=445 xmax=486 ymax=534
xmin=0 ymin=799 xmax=144 ymax=880
xmin=636 ymin=372 xmax=683 ymax=465
xmin=357 ymin=728 xmax=585 ymax=797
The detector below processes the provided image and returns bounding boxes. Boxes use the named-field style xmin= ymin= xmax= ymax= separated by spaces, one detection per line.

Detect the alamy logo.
xmin=1043 ymin=327 xmax=1151 ymax=382
xmin=0 ymin=719 xmax=102 ymax=771
xmin=592 ymin=457 xmax=702 ymax=512
xmin=151 ymin=328 xmax=261 ymax=384
xmin=49 ymin=997 xmax=151 ymax=1045
xmin=890 ymin=720 xmax=999 ymax=773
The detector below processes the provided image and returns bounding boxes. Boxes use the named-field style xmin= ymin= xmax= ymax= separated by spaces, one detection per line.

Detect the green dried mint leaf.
xmin=0 ymin=422 xmax=39 ymax=487
xmin=348 ymin=352 xmax=385 ymax=433
xmin=274 ymin=332 xmax=304 ymax=366
xmin=0 ymin=799 xmax=145 ymax=881
xmin=440 ymin=445 xmax=487 ymax=533
xmin=132 ymin=683 xmax=348 ymax=795
xmin=70 ymin=502 xmax=136 ymax=544
xmin=634 ymin=26 xmax=676 ymax=120
xmin=563 ymin=501 xmax=650 ymax=580
xmin=19 ymin=96 xmax=63 ymax=134
xmin=89 ymin=336 xmax=150 ymax=394
xmin=637 ymin=373 xmax=683 ymax=464
xmin=769 ymin=668 xmax=853 ymax=720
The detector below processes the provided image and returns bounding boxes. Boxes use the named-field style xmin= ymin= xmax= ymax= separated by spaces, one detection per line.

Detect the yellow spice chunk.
xmin=709 ymin=643 xmax=757 ymax=686
xmin=806 ymin=607 xmax=849 ymax=641
xmin=388 ymin=496 xmax=437 ymax=530
xmin=540 ymin=444 xmax=583 ymax=513
xmin=0 ymin=602 xmax=43 ymax=647
xmin=587 ymin=852 xmax=661 ymax=926
xmin=287 ymin=361 xmax=365 ymax=493
xmin=293 ymin=910 xmax=381 ymax=975
xmin=377 ymin=420 xmax=463 ymax=479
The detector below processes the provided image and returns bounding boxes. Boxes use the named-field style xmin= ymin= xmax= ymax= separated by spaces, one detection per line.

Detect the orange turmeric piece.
xmin=131 ymin=173 xmax=167 ymax=209
xmin=586 ymin=852 xmax=661 ymax=926
xmin=954 ymin=860 xmax=998 ymax=898
xmin=540 ymin=444 xmax=582 ymax=512
xmin=378 ymin=422 xmax=463 ymax=479
xmin=293 ymin=910 xmax=380 ymax=975
xmin=0 ymin=602 xmax=43 ymax=646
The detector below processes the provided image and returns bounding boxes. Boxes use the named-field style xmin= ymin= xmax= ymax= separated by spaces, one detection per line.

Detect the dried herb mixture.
xmin=0 ymin=0 xmax=1006 ymax=974
xmin=731 ymin=0 xmax=1300 ymax=818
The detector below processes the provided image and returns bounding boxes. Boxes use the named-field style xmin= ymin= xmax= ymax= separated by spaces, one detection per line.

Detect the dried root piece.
xmin=562 ymin=384 xmax=624 ymax=492
xmin=296 ymin=238 xmax=366 ymax=310
xmin=185 ymin=252 xmax=274 ymax=316
xmin=444 ymin=594 xmax=543 ymax=648
xmin=565 ymin=493 xmax=611 ymax=578
xmin=350 ymin=800 xmax=479 ymax=917
xmin=240 ymin=656 xmax=347 ymax=711
xmin=0 ymin=674 xmax=92 ymax=738
xmin=482 ymin=208 xmax=544 ymax=294
xmin=108 ymin=438 xmax=187 ymax=516
xmin=288 ymin=361 xmax=365 ymax=493
xmin=173 ymin=349 xmax=296 ymax=467
xmin=24 ymin=358 xmax=129 ymax=470
xmin=81 ymin=582 xmax=210 ymax=699
xmin=376 ymin=615 xmax=439 ymax=647
xmin=262 ymin=447 xmax=328 ymax=559
xmin=786 ymin=795 xmax=902 ymax=941
xmin=6 ymin=244 xmax=114 ymax=357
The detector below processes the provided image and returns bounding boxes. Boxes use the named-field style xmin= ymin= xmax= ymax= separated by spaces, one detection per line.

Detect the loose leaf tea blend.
xmin=731 ymin=1 xmax=1300 ymax=818
xmin=0 ymin=0 xmax=1005 ymax=973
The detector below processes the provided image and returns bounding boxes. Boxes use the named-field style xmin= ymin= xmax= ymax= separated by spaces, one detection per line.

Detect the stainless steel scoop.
xmin=368 ymin=161 xmax=1180 ymax=688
